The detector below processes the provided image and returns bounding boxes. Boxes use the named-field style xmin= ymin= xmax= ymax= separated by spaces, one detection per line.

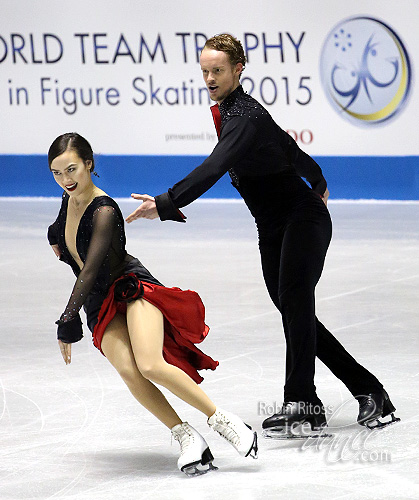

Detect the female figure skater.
xmin=47 ymin=132 xmax=257 ymax=476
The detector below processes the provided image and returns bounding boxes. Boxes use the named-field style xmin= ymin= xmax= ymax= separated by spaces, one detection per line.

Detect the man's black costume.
xmin=155 ymin=85 xmax=396 ymax=432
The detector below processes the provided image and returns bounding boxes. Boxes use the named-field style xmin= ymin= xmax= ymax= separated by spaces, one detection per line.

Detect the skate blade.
xmin=182 ymin=461 xmax=218 ymax=477
xmin=263 ymin=422 xmax=332 ymax=440
xmin=245 ymin=431 xmax=258 ymax=459
xmin=365 ymin=412 xmax=401 ymax=430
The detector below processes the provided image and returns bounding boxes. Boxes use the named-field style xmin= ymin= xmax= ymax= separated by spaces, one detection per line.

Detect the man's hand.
xmin=125 ymin=194 xmax=159 ymax=223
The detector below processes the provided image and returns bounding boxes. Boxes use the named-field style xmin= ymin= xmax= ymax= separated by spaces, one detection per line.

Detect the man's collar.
xmin=219 ymin=85 xmax=244 ymax=110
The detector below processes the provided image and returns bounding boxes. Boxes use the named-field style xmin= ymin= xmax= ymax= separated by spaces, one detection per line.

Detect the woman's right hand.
xmin=51 ymin=244 xmax=61 ymax=259
xmin=58 ymin=339 xmax=71 ymax=365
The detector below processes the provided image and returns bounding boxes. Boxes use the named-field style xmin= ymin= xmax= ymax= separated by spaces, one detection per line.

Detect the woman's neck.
xmin=69 ymin=182 xmax=101 ymax=208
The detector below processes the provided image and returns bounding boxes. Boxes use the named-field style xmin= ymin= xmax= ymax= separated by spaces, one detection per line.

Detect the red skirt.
xmin=92 ymin=274 xmax=219 ymax=384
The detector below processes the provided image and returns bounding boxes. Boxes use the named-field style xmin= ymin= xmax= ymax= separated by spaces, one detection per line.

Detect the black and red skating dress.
xmin=48 ymin=193 xmax=218 ymax=383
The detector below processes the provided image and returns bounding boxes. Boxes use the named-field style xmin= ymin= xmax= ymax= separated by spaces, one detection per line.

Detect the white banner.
xmin=1 ymin=0 xmax=417 ymax=156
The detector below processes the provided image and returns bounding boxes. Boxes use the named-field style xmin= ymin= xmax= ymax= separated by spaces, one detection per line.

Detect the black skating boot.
xmin=356 ymin=390 xmax=400 ymax=429
xmin=262 ymin=401 xmax=330 ymax=439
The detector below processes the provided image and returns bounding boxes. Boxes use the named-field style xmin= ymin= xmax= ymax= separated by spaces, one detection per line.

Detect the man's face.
xmin=200 ymin=48 xmax=242 ymax=105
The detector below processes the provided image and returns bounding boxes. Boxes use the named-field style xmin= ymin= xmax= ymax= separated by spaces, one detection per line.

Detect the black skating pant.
xmin=257 ymin=190 xmax=383 ymax=404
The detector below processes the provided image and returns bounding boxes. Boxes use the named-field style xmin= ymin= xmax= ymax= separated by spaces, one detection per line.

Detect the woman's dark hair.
xmin=48 ymin=132 xmax=96 ymax=174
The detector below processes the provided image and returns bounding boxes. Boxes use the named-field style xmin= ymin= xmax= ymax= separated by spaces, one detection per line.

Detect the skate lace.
xmin=171 ymin=425 xmax=192 ymax=456
xmin=212 ymin=415 xmax=240 ymax=446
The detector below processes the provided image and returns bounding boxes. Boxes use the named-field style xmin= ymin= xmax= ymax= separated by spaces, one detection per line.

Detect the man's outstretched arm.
xmin=126 ymin=117 xmax=256 ymax=223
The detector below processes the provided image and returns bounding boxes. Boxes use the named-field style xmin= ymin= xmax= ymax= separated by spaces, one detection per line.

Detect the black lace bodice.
xmin=48 ymin=193 xmax=129 ymax=341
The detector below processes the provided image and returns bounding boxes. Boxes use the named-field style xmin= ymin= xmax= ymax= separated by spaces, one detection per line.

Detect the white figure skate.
xmin=171 ymin=422 xmax=218 ymax=477
xmin=207 ymin=408 xmax=258 ymax=458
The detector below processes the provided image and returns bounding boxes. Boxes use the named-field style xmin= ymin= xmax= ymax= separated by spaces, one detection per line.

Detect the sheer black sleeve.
xmin=56 ymin=205 xmax=118 ymax=343
xmin=155 ymin=117 xmax=257 ymax=221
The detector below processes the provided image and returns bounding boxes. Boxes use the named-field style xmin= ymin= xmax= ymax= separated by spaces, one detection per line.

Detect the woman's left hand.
xmin=58 ymin=339 xmax=72 ymax=365
xmin=322 ymin=188 xmax=330 ymax=206
xmin=51 ymin=244 xmax=62 ymax=259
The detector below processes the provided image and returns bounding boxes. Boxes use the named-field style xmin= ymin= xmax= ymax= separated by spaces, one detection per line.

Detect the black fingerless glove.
xmin=56 ymin=314 xmax=83 ymax=343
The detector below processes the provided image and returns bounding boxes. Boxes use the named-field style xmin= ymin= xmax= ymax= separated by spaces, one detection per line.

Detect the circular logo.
xmin=320 ymin=16 xmax=412 ymax=126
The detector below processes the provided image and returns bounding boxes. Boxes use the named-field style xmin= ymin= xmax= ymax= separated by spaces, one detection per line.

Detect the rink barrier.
xmin=1 ymin=155 xmax=418 ymax=200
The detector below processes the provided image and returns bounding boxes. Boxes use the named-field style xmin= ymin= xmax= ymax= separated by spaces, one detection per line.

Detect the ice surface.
xmin=0 ymin=198 xmax=418 ymax=499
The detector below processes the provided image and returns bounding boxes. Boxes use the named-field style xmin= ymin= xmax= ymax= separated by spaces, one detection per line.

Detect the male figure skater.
xmin=126 ymin=34 xmax=399 ymax=437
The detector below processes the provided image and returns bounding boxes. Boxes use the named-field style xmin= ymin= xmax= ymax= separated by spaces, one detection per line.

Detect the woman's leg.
xmin=101 ymin=312 xmax=182 ymax=429
xmin=126 ymin=299 xmax=216 ymax=418
xmin=101 ymin=313 xmax=224 ymax=474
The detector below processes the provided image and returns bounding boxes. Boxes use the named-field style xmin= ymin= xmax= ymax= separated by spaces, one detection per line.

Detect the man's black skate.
xmin=262 ymin=401 xmax=331 ymax=439
xmin=356 ymin=390 xmax=400 ymax=429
